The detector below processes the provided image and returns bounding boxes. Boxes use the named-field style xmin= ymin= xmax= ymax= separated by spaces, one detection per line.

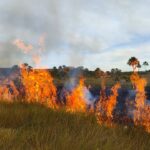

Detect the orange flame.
xmin=21 ymin=65 xmax=57 ymax=109
xmin=130 ymin=73 xmax=150 ymax=132
xmin=66 ymin=78 xmax=87 ymax=112
xmin=0 ymin=80 xmax=19 ymax=101
xmin=96 ymin=83 xmax=120 ymax=126
xmin=130 ymin=73 xmax=146 ymax=109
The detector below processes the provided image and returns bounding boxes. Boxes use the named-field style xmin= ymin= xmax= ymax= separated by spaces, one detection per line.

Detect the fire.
xmin=106 ymin=83 xmax=121 ymax=118
xmin=96 ymin=83 xmax=120 ymax=126
xmin=1 ymin=44 xmax=150 ymax=134
xmin=130 ymin=72 xmax=150 ymax=132
xmin=130 ymin=73 xmax=146 ymax=109
xmin=0 ymin=79 xmax=19 ymax=101
xmin=66 ymin=78 xmax=87 ymax=112
xmin=12 ymin=37 xmax=58 ymax=109
xmin=21 ymin=65 xmax=57 ymax=109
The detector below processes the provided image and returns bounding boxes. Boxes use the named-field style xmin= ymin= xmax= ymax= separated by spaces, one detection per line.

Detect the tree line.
xmin=9 ymin=57 xmax=150 ymax=80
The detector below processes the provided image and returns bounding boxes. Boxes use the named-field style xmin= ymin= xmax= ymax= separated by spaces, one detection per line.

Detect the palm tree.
xmin=143 ymin=61 xmax=149 ymax=71
xmin=127 ymin=57 xmax=140 ymax=72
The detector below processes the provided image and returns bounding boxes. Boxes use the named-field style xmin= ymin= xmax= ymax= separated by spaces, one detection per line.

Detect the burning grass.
xmin=130 ymin=73 xmax=150 ymax=133
xmin=21 ymin=65 xmax=57 ymax=109
xmin=0 ymin=54 xmax=150 ymax=141
xmin=0 ymin=102 xmax=149 ymax=150
xmin=96 ymin=83 xmax=121 ymax=126
xmin=66 ymin=78 xmax=88 ymax=113
xmin=1 ymin=66 xmax=150 ymax=134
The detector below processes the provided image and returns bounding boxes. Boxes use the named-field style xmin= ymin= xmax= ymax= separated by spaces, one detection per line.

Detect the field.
xmin=0 ymin=102 xmax=150 ymax=150
xmin=54 ymin=71 xmax=150 ymax=88
xmin=1 ymin=0 xmax=150 ymax=149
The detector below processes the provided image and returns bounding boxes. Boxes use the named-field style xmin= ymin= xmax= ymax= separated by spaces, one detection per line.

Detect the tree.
xmin=94 ymin=68 xmax=104 ymax=78
xmin=127 ymin=57 xmax=140 ymax=72
xmin=11 ymin=65 xmax=19 ymax=71
xmin=94 ymin=68 xmax=101 ymax=77
xmin=111 ymin=68 xmax=121 ymax=74
xmin=52 ymin=66 xmax=59 ymax=77
xmin=111 ymin=68 xmax=122 ymax=81
xmin=143 ymin=61 xmax=149 ymax=71
xmin=23 ymin=63 xmax=29 ymax=68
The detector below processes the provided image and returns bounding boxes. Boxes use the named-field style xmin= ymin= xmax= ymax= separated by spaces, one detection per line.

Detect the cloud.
xmin=84 ymin=41 xmax=150 ymax=71
xmin=0 ymin=0 xmax=150 ymax=70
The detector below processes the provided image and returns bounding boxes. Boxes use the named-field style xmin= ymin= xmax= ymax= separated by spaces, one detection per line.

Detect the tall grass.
xmin=0 ymin=102 xmax=149 ymax=150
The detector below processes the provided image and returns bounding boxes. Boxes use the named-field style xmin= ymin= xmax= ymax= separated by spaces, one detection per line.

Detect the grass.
xmin=0 ymin=102 xmax=149 ymax=150
xmin=54 ymin=72 xmax=150 ymax=88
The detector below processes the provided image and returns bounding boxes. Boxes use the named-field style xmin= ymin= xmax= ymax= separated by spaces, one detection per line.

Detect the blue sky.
xmin=0 ymin=0 xmax=150 ymax=71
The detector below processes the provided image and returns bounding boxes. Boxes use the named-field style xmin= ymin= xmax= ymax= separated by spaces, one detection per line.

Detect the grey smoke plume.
xmin=0 ymin=0 xmax=103 ymax=67
xmin=0 ymin=41 xmax=30 ymax=67
xmin=0 ymin=0 xmax=150 ymax=69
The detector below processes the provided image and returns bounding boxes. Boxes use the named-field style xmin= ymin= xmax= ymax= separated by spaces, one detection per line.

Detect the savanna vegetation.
xmin=0 ymin=57 xmax=150 ymax=150
xmin=0 ymin=102 xmax=149 ymax=150
xmin=7 ymin=58 xmax=150 ymax=89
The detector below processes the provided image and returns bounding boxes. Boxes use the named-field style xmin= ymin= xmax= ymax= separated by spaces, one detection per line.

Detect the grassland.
xmin=0 ymin=102 xmax=149 ymax=150
xmin=54 ymin=72 xmax=150 ymax=89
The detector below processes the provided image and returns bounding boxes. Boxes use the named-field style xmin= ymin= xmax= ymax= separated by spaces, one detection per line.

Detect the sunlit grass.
xmin=0 ymin=101 xmax=149 ymax=150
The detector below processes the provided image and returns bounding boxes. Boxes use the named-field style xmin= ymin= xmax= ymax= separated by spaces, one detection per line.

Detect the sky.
xmin=0 ymin=0 xmax=150 ymax=71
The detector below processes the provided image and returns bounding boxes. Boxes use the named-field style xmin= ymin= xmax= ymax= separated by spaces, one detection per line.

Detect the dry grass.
xmin=0 ymin=102 xmax=149 ymax=150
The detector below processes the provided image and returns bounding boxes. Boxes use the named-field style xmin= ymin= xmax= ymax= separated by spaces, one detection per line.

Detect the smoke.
xmin=13 ymin=39 xmax=33 ymax=53
xmin=0 ymin=41 xmax=29 ymax=67
xmin=64 ymin=68 xmax=82 ymax=91
xmin=0 ymin=0 xmax=103 ymax=67
xmin=0 ymin=0 xmax=62 ymax=45
xmin=0 ymin=0 xmax=150 ymax=68
xmin=64 ymin=68 xmax=96 ymax=106
xmin=0 ymin=0 xmax=63 ymax=67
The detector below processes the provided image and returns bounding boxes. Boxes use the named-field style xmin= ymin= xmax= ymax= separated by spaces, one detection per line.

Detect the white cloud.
xmin=0 ymin=0 xmax=150 ymax=70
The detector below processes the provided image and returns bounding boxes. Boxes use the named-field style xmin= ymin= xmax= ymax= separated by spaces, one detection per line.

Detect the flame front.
xmin=21 ymin=65 xmax=57 ymax=109
xmin=2 ymin=41 xmax=150 ymax=134
xmin=66 ymin=78 xmax=87 ymax=112
xmin=96 ymin=83 xmax=120 ymax=126
xmin=130 ymin=73 xmax=146 ymax=109
xmin=0 ymin=80 xmax=19 ymax=101
xmin=130 ymin=72 xmax=150 ymax=132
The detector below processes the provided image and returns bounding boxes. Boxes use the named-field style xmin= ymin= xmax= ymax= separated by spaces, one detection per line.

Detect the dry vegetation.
xmin=0 ymin=102 xmax=149 ymax=150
